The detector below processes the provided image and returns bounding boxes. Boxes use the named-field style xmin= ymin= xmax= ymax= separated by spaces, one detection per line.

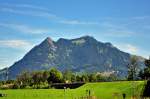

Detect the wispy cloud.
xmin=60 ymin=20 xmax=99 ymax=25
xmin=104 ymin=29 xmax=135 ymax=37
xmin=1 ymin=3 xmax=49 ymax=11
xmin=131 ymin=16 xmax=150 ymax=20
xmin=1 ymin=7 xmax=98 ymax=26
xmin=114 ymin=43 xmax=150 ymax=58
xmin=0 ymin=23 xmax=51 ymax=34
xmin=115 ymin=43 xmax=150 ymax=58
xmin=0 ymin=3 xmax=99 ymax=26
xmin=0 ymin=59 xmax=10 ymax=69
xmin=0 ymin=40 xmax=32 ymax=49
xmin=0 ymin=8 xmax=57 ymax=19
xmin=0 ymin=3 xmax=58 ymax=19
xmin=101 ymin=22 xmax=136 ymax=37
xmin=125 ymin=44 xmax=138 ymax=53
xmin=115 ymin=44 xmax=138 ymax=54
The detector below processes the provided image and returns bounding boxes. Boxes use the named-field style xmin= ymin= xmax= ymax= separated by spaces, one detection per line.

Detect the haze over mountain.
xmin=0 ymin=36 xmax=145 ymax=80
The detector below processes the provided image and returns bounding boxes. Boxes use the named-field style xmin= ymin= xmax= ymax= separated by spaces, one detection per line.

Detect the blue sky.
xmin=0 ymin=0 xmax=150 ymax=69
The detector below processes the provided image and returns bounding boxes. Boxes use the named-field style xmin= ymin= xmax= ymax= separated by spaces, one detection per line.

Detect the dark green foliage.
xmin=127 ymin=56 xmax=139 ymax=80
xmin=47 ymin=68 xmax=63 ymax=84
xmin=71 ymin=74 xmax=76 ymax=82
xmin=16 ymin=71 xmax=31 ymax=88
xmin=145 ymin=58 xmax=150 ymax=68
xmin=76 ymin=75 xmax=82 ymax=82
xmin=139 ymin=70 xmax=144 ymax=79
xmin=15 ymin=71 xmax=49 ymax=89
xmin=42 ymin=71 xmax=49 ymax=83
xmin=12 ymin=83 xmax=20 ymax=89
xmin=139 ymin=57 xmax=150 ymax=80
xmin=96 ymin=74 xmax=118 ymax=82
xmin=88 ymin=73 xmax=97 ymax=82
xmin=0 ymin=68 xmax=121 ymax=89
xmin=96 ymin=74 xmax=104 ymax=82
xmin=51 ymin=82 xmax=85 ymax=89
xmin=139 ymin=68 xmax=150 ymax=80
xmin=5 ymin=80 xmax=15 ymax=84
xmin=31 ymin=72 xmax=43 ymax=88
xmin=63 ymin=70 xmax=72 ymax=82
xmin=143 ymin=80 xmax=150 ymax=97
xmin=81 ymin=74 xmax=89 ymax=82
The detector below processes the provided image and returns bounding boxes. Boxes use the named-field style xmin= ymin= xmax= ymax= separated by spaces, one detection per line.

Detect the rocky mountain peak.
xmin=71 ymin=35 xmax=97 ymax=45
xmin=39 ymin=37 xmax=55 ymax=47
xmin=45 ymin=37 xmax=54 ymax=44
xmin=0 ymin=36 xmax=145 ymax=80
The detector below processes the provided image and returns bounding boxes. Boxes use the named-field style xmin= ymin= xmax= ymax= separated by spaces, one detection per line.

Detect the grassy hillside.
xmin=77 ymin=81 xmax=145 ymax=99
xmin=0 ymin=81 xmax=145 ymax=99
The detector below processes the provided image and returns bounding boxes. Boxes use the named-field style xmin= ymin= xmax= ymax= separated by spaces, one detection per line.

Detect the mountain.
xmin=0 ymin=36 xmax=145 ymax=80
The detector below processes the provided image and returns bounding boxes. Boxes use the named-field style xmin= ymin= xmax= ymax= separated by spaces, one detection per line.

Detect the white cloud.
xmin=114 ymin=43 xmax=150 ymax=58
xmin=115 ymin=43 xmax=150 ymax=58
xmin=60 ymin=20 xmax=99 ymax=25
xmin=0 ymin=40 xmax=32 ymax=49
xmin=115 ymin=44 xmax=138 ymax=54
xmin=125 ymin=44 xmax=138 ymax=53
xmin=0 ymin=23 xmax=50 ymax=34
xmin=0 ymin=39 xmax=33 ymax=68
xmin=0 ymin=58 xmax=10 ymax=68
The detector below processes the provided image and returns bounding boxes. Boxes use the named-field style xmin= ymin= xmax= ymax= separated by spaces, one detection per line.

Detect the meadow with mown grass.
xmin=0 ymin=81 xmax=145 ymax=99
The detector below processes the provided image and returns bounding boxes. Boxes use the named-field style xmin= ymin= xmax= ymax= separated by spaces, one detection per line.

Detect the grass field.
xmin=0 ymin=81 xmax=145 ymax=99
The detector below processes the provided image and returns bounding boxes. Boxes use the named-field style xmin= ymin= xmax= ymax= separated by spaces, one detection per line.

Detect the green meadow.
xmin=0 ymin=81 xmax=145 ymax=99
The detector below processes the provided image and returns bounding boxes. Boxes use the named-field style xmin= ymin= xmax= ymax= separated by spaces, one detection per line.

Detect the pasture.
xmin=0 ymin=81 xmax=145 ymax=99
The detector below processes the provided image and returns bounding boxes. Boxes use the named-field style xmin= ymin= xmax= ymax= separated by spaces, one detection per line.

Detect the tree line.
xmin=0 ymin=56 xmax=150 ymax=89
xmin=0 ymin=68 xmax=118 ymax=89
xmin=127 ymin=56 xmax=150 ymax=81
